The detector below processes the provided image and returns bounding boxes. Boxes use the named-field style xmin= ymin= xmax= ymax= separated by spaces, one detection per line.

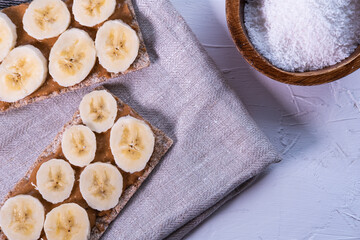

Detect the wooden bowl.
xmin=225 ymin=0 xmax=360 ymax=86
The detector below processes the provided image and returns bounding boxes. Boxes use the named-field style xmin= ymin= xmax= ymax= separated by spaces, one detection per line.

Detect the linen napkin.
xmin=0 ymin=0 xmax=280 ymax=239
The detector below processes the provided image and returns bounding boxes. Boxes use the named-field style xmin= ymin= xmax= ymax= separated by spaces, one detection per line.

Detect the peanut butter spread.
xmin=0 ymin=90 xmax=173 ymax=240
xmin=0 ymin=0 xmax=145 ymax=112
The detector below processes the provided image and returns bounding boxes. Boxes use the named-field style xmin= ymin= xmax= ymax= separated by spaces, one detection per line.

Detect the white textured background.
xmin=170 ymin=0 xmax=360 ymax=239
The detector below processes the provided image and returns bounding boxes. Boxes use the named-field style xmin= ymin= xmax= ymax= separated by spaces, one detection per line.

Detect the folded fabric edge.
xmin=144 ymin=1 xmax=282 ymax=238
xmin=165 ymin=150 xmax=281 ymax=240
xmin=166 ymin=176 xmax=258 ymax=240
xmin=156 ymin=0 xmax=280 ymax=158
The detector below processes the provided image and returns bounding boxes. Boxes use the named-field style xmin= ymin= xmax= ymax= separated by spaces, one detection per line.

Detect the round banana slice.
xmin=110 ymin=116 xmax=155 ymax=173
xmin=49 ymin=28 xmax=96 ymax=87
xmin=95 ymin=20 xmax=140 ymax=73
xmin=80 ymin=162 xmax=123 ymax=211
xmin=23 ymin=0 xmax=71 ymax=40
xmin=44 ymin=203 xmax=90 ymax=240
xmin=73 ymin=0 xmax=116 ymax=27
xmin=79 ymin=90 xmax=118 ymax=133
xmin=0 ymin=45 xmax=47 ymax=102
xmin=0 ymin=12 xmax=17 ymax=62
xmin=0 ymin=195 xmax=45 ymax=240
xmin=61 ymin=125 xmax=97 ymax=167
xmin=36 ymin=159 xmax=75 ymax=204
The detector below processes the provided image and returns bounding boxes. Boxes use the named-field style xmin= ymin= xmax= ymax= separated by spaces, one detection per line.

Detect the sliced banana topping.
xmin=0 ymin=195 xmax=45 ymax=240
xmin=79 ymin=90 xmax=118 ymax=133
xmin=95 ymin=20 xmax=140 ymax=73
xmin=36 ymin=159 xmax=75 ymax=204
xmin=110 ymin=116 xmax=155 ymax=173
xmin=61 ymin=125 xmax=97 ymax=167
xmin=80 ymin=162 xmax=123 ymax=211
xmin=49 ymin=28 xmax=96 ymax=87
xmin=44 ymin=203 xmax=90 ymax=240
xmin=0 ymin=12 xmax=17 ymax=62
xmin=0 ymin=45 xmax=47 ymax=102
xmin=73 ymin=0 xmax=116 ymax=27
xmin=23 ymin=0 xmax=71 ymax=40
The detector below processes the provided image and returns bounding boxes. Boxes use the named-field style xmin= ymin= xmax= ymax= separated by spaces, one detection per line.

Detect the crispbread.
xmin=0 ymin=87 xmax=173 ymax=240
xmin=0 ymin=0 xmax=150 ymax=112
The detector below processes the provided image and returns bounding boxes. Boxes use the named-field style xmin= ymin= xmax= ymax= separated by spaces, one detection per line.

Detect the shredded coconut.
xmin=244 ymin=0 xmax=360 ymax=72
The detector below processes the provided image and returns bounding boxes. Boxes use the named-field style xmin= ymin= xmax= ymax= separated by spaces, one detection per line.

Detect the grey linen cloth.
xmin=0 ymin=0 xmax=280 ymax=239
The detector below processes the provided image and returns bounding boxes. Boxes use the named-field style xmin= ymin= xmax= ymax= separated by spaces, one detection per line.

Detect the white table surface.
xmin=169 ymin=0 xmax=360 ymax=239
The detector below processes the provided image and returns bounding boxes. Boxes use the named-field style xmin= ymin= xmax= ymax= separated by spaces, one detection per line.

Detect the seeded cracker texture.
xmin=0 ymin=0 xmax=150 ymax=112
xmin=0 ymin=87 xmax=173 ymax=240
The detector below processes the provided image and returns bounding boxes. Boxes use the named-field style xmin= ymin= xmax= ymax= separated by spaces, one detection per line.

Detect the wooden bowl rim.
xmin=225 ymin=0 xmax=360 ymax=86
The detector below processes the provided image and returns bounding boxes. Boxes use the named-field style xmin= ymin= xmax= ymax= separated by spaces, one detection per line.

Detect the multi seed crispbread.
xmin=0 ymin=0 xmax=150 ymax=112
xmin=0 ymin=87 xmax=173 ymax=240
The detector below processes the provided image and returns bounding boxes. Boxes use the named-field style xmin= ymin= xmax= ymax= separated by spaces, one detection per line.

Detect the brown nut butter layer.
xmin=0 ymin=0 xmax=150 ymax=112
xmin=0 ymin=87 xmax=173 ymax=240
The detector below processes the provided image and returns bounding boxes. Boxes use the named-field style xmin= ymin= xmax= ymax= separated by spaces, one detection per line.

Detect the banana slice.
xmin=49 ymin=28 xmax=96 ymax=87
xmin=44 ymin=203 xmax=90 ymax=240
xmin=0 ymin=195 xmax=44 ymax=240
xmin=0 ymin=12 xmax=17 ymax=62
xmin=23 ymin=0 xmax=71 ymax=40
xmin=80 ymin=162 xmax=123 ymax=211
xmin=79 ymin=90 xmax=118 ymax=133
xmin=61 ymin=125 xmax=97 ymax=167
xmin=0 ymin=45 xmax=47 ymax=102
xmin=73 ymin=0 xmax=116 ymax=27
xmin=110 ymin=116 xmax=155 ymax=173
xmin=36 ymin=159 xmax=75 ymax=204
xmin=95 ymin=20 xmax=140 ymax=73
